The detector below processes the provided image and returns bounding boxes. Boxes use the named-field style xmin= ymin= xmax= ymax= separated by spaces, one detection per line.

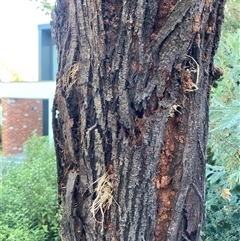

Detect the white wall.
xmin=0 ymin=0 xmax=54 ymax=82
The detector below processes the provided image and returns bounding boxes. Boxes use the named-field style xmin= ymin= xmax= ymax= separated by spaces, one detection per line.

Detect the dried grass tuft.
xmin=89 ymin=172 xmax=115 ymax=231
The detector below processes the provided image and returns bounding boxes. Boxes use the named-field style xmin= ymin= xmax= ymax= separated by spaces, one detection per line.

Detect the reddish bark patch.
xmin=203 ymin=53 xmax=209 ymax=62
xmin=154 ymin=119 xmax=176 ymax=241
xmin=182 ymin=69 xmax=194 ymax=92
xmin=177 ymin=135 xmax=185 ymax=144
xmin=137 ymin=64 xmax=144 ymax=73
xmin=192 ymin=13 xmax=201 ymax=33
xmin=212 ymin=65 xmax=224 ymax=80
xmin=204 ymin=0 xmax=214 ymax=10
xmin=153 ymin=0 xmax=177 ymax=34
xmin=69 ymin=118 xmax=74 ymax=128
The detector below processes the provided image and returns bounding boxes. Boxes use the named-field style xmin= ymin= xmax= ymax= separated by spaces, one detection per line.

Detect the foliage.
xmin=202 ymin=177 xmax=240 ymax=241
xmin=202 ymin=0 xmax=240 ymax=240
xmin=0 ymin=61 xmax=24 ymax=82
xmin=30 ymin=0 xmax=54 ymax=15
xmin=207 ymin=3 xmax=240 ymax=187
xmin=221 ymin=0 xmax=240 ymax=33
xmin=0 ymin=134 xmax=60 ymax=241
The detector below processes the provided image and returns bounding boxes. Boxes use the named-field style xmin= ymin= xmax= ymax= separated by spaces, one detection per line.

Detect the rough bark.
xmin=51 ymin=0 xmax=226 ymax=240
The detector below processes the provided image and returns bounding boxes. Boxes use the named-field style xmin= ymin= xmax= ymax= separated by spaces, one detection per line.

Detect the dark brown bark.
xmin=51 ymin=0 xmax=225 ymax=240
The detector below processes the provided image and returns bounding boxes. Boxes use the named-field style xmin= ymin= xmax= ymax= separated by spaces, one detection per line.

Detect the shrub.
xmin=202 ymin=0 xmax=240 ymax=240
xmin=0 ymin=133 xmax=60 ymax=241
xmin=202 ymin=166 xmax=240 ymax=241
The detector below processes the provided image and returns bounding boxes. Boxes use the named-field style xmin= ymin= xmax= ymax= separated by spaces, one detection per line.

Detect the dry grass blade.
xmin=89 ymin=172 xmax=115 ymax=232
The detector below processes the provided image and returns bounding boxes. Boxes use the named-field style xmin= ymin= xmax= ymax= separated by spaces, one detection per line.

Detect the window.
xmin=38 ymin=24 xmax=57 ymax=81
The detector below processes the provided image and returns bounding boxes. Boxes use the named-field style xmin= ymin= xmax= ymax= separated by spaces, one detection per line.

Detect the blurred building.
xmin=0 ymin=24 xmax=56 ymax=155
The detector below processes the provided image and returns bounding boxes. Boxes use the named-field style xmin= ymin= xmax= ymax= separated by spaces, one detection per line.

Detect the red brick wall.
xmin=2 ymin=98 xmax=43 ymax=156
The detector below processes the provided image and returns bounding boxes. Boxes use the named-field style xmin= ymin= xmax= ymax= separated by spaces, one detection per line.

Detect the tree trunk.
xmin=51 ymin=0 xmax=225 ymax=240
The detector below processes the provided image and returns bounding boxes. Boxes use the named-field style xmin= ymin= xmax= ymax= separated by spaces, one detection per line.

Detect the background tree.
xmin=51 ymin=1 xmax=226 ymax=240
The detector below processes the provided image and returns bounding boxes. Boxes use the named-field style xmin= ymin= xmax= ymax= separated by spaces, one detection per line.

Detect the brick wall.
xmin=2 ymin=98 xmax=43 ymax=156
